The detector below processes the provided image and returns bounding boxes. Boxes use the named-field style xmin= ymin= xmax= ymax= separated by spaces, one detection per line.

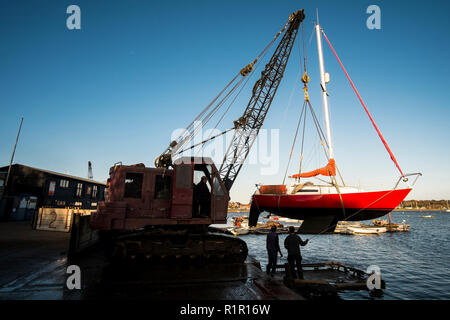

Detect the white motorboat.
xmin=229 ymin=227 xmax=249 ymax=236
xmin=344 ymin=226 xmax=387 ymax=235
xmin=269 ymin=216 xmax=302 ymax=224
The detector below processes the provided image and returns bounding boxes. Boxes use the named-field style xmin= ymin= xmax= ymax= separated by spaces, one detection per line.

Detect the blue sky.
xmin=1 ymin=0 xmax=449 ymax=203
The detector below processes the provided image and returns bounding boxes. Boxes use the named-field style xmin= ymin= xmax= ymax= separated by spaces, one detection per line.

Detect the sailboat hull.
xmin=250 ymin=188 xmax=411 ymax=231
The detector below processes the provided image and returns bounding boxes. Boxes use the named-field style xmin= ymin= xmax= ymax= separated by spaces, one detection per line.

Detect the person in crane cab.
xmin=196 ymin=176 xmax=210 ymax=217
xmin=284 ymin=226 xmax=309 ymax=279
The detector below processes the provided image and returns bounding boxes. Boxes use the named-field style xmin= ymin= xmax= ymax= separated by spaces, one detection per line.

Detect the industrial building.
xmin=0 ymin=164 xmax=106 ymax=222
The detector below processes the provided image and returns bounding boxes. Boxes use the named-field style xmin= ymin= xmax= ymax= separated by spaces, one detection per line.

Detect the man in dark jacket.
xmin=284 ymin=226 xmax=309 ymax=279
xmin=266 ymin=225 xmax=283 ymax=277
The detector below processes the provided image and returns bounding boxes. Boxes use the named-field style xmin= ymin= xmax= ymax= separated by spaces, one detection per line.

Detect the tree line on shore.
xmin=399 ymin=200 xmax=450 ymax=210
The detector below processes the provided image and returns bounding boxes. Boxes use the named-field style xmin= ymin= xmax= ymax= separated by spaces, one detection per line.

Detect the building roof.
xmin=0 ymin=164 xmax=106 ymax=186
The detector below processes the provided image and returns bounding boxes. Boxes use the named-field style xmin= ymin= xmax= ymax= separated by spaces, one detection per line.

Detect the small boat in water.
xmin=421 ymin=215 xmax=434 ymax=218
xmin=269 ymin=216 xmax=302 ymax=224
xmin=373 ymin=219 xmax=410 ymax=232
xmin=229 ymin=216 xmax=250 ymax=236
xmin=343 ymin=226 xmax=387 ymax=235
xmin=231 ymin=216 xmax=248 ymax=227
xmin=229 ymin=227 xmax=249 ymax=236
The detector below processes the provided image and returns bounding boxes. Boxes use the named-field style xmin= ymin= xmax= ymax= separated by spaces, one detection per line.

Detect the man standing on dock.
xmin=284 ymin=226 xmax=309 ymax=279
xmin=266 ymin=225 xmax=283 ymax=277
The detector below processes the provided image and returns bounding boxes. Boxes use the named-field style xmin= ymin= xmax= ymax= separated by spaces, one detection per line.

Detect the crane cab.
xmin=90 ymin=157 xmax=229 ymax=230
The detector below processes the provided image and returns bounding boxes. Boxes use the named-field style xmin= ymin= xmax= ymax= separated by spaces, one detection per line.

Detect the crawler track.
xmin=106 ymin=227 xmax=248 ymax=264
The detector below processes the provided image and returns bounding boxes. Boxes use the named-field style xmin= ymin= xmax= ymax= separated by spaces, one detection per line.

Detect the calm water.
xmin=224 ymin=211 xmax=450 ymax=300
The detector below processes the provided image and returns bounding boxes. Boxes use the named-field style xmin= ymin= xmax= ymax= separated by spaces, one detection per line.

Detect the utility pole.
xmin=4 ymin=117 xmax=24 ymax=190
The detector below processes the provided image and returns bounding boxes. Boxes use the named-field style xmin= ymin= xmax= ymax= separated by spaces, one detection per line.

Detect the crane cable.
xmin=168 ymin=73 xmax=241 ymax=158
xmin=186 ymin=76 xmax=246 ymax=151
xmin=173 ymin=128 xmax=235 ymax=156
xmin=172 ymin=17 xmax=292 ymax=158
xmin=194 ymin=47 xmax=272 ymax=157
xmin=282 ymin=24 xmax=310 ymax=185
xmin=297 ymin=99 xmax=308 ymax=177
xmin=306 ymin=101 xmax=345 ymax=186
xmin=282 ymin=100 xmax=307 ymax=185
xmin=300 ymin=21 xmax=308 ymax=74
xmin=304 ymin=99 xmax=347 ymax=218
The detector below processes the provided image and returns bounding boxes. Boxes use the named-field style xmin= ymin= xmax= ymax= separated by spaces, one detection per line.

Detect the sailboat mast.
xmin=315 ymin=23 xmax=333 ymax=159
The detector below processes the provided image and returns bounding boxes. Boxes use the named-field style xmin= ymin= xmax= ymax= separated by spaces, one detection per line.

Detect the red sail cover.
xmin=292 ymin=159 xmax=336 ymax=178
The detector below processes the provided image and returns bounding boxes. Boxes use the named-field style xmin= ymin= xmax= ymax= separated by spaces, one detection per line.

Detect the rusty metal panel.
xmin=171 ymin=164 xmax=193 ymax=219
xmin=175 ymin=165 xmax=192 ymax=190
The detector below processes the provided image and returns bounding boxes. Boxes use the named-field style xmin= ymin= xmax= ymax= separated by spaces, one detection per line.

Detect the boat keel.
xmin=297 ymin=215 xmax=338 ymax=234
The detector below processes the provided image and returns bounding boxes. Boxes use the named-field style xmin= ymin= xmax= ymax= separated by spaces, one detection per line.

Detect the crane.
xmin=89 ymin=10 xmax=305 ymax=263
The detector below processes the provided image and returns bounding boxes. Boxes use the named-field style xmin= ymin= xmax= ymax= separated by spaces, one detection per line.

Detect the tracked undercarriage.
xmin=105 ymin=227 xmax=248 ymax=264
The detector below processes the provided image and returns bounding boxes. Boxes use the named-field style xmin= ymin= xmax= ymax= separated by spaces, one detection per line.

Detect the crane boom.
xmin=219 ymin=10 xmax=305 ymax=191
xmin=155 ymin=10 xmax=305 ymax=190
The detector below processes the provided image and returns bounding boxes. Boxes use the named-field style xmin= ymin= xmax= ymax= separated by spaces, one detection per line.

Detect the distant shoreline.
xmin=393 ymin=208 xmax=448 ymax=211
xmin=228 ymin=208 xmax=448 ymax=213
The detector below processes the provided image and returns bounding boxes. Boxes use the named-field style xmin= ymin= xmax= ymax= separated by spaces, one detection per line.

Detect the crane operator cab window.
xmin=192 ymin=164 xmax=212 ymax=218
xmin=124 ymin=173 xmax=143 ymax=198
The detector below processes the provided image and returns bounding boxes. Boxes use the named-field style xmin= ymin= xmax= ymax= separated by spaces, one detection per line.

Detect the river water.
xmin=223 ymin=211 xmax=450 ymax=300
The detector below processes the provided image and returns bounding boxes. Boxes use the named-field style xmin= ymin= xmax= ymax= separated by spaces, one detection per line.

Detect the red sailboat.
xmin=249 ymin=21 xmax=421 ymax=234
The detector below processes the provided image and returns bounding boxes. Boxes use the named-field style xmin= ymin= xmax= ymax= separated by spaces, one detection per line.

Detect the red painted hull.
xmin=251 ymin=188 xmax=411 ymax=221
